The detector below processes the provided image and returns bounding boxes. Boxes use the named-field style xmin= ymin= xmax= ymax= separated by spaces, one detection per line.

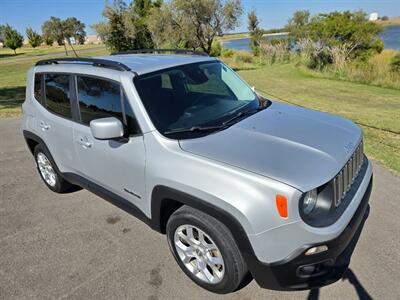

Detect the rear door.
xmin=34 ymin=73 xmax=77 ymax=172
xmin=72 ymin=75 xmax=146 ymax=209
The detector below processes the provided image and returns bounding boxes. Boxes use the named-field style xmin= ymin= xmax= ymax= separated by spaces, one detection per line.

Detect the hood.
xmin=179 ymin=102 xmax=362 ymax=192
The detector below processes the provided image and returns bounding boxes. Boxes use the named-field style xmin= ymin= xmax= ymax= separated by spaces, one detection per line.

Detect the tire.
xmin=166 ymin=205 xmax=250 ymax=294
xmin=33 ymin=144 xmax=74 ymax=193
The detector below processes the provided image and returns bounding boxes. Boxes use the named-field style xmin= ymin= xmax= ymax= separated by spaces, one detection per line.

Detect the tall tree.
xmin=42 ymin=17 xmax=68 ymax=54
xmin=3 ymin=24 xmax=23 ymax=54
xmin=285 ymin=10 xmax=311 ymax=41
xmin=247 ymin=10 xmax=263 ymax=54
xmin=147 ymin=0 xmax=242 ymax=53
xmin=0 ymin=25 xmax=5 ymax=43
xmin=26 ymin=27 xmax=42 ymax=48
xmin=93 ymin=0 xmax=162 ymax=51
xmin=101 ymin=0 xmax=133 ymax=52
xmin=63 ymin=17 xmax=87 ymax=55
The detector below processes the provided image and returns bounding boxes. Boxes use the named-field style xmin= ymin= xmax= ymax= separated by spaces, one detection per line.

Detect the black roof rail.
xmin=112 ymin=49 xmax=209 ymax=56
xmin=35 ymin=58 xmax=131 ymax=71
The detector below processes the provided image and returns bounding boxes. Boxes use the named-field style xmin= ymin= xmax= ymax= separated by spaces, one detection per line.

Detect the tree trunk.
xmin=67 ymin=40 xmax=78 ymax=57
xmin=13 ymin=49 xmax=16 ymax=55
xmin=63 ymin=43 xmax=68 ymax=56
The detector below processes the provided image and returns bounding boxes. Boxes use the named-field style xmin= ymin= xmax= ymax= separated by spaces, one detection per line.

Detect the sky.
xmin=1 ymin=0 xmax=399 ymax=37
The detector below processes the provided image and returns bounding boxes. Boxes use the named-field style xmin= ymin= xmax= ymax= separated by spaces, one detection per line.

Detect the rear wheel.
xmin=166 ymin=205 xmax=250 ymax=294
xmin=34 ymin=144 xmax=74 ymax=193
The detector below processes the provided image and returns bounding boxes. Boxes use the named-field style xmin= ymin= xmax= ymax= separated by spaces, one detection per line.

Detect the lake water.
xmin=223 ymin=25 xmax=400 ymax=51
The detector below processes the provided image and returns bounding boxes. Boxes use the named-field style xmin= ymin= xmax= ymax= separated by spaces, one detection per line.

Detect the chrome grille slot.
xmin=332 ymin=140 xmax=364 ymax=207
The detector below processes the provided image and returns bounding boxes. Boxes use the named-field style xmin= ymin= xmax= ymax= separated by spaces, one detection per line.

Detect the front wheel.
xmin=166 ymin=205 xmax=250 ymax=294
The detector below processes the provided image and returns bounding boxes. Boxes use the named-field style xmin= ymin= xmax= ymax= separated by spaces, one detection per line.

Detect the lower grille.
xmin=332 ymin=140 xmax=364 ymax=207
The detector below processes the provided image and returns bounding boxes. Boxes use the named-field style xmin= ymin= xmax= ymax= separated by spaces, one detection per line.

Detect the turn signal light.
xmin=276 ymin=195 xmax=288 ymax=218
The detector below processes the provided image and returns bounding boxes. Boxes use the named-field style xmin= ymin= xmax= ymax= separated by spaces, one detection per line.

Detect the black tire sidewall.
xmin=166 ymin=208 xmax=245 ymax=294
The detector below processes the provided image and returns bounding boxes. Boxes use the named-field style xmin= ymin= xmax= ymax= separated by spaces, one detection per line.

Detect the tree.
xmin=42 ymin=17 xmax=68 ymax=54
xmin=100 ymin=0 xmax=133 ymax=52
xmin=247 ymin=10 xmax=263 ymax=55
xmin=146 ymin=0 xmax=242 ymax=53
xmin=285 ymin=10 xmax=311 ymax=41
xmin=42 ymin=16 xmax=86 ymax=55
xmin=43 ymin=34 xmax=54 ymax=46
xmin=63 ymin=17 xmax=87 ymax=55
xmin=26 ymin=27 xmax=42 ymax=48
xmin=307 ymin=11 xmax=383 ymax=60
xmin=0 ymin=25 xmax=5 ymax=43
xmin=93 ymin=0 xmax=161 ymax=52
xmin=91 ymin=22 xmax=110 ymax=42
xmin=3 ymin=24 xmax=23 ymax=54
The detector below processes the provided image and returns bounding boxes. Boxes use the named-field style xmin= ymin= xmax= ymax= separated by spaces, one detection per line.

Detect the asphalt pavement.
xmin=1 ymin=117 xmax=399 ymax=300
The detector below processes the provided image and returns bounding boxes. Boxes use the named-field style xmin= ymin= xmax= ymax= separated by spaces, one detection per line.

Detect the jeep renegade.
xmin=22 ymin=51 xmax=373 ymax=294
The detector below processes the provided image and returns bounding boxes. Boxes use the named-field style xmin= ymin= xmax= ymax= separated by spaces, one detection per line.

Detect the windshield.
xmin=134 ymin=61 xmax=260 ymax=137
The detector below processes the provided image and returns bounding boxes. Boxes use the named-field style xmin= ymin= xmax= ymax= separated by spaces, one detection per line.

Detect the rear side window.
xmin=45 ymin=74 xmax=72 ymax=118
xmin=34 ymin=74 xmax=42 ymax=102
xmin=77 ymin=76 xmax=122 ymax=125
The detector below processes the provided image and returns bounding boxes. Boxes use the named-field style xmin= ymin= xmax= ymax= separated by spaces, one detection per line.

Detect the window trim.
xmin=33 ymin=73 xmax=45 ymax=104
xmin=73 ymin=73 xmax=142 ymax=136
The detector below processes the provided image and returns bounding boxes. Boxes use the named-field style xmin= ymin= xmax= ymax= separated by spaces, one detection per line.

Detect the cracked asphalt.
xmin=1 ymin=117 xmax=399 ymax=300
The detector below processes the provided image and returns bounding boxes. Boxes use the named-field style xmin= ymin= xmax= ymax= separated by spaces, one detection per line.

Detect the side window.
xmin=34 ymin=74 xmax=42 ymax=103
xmin=44 ymin=74 xmax=72 ymax=118
xmin=76 ymin=76 xmax=122 ymax=125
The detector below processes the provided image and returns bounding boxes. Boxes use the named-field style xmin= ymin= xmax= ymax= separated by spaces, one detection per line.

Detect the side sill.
xmin=62 ymin=172 xmax=151 ymax=227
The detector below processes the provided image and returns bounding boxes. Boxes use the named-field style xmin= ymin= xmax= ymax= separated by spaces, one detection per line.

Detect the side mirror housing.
xmin=90 ymin=117 xmax=124 ymax=140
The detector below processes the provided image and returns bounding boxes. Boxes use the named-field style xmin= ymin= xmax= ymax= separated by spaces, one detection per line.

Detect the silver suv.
xmin=22 ymin=51 xmax=373 ymax=294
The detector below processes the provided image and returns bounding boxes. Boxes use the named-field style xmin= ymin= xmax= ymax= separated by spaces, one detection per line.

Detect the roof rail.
xmin=112 ymin=49 xmax=209 ymax=56
xmin=35 ymin=58 xmax=131 ymax=71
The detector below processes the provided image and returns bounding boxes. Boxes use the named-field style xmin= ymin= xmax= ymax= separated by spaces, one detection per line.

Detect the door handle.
xmin=39 ymin=121 xmax=50 ymax=131
xmin=78 ymin=137 xmax=93 ymax=149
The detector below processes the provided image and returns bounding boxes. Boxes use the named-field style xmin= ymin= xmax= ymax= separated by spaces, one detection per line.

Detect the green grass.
xmin=233 ymin=63 xmax=400 ymax=175
xmin=0 ymin=44 xmax=104 ymax=60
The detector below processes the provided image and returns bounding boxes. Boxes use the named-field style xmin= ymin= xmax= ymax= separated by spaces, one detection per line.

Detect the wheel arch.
xmin=150 ymin=185 xmax=257 ymax=261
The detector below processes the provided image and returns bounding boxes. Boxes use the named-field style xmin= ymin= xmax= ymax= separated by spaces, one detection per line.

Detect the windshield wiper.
xmin=222 ymin=106 xmax=266 ymax=126
xmin=164 ymin=125 xmax=227 ymax=135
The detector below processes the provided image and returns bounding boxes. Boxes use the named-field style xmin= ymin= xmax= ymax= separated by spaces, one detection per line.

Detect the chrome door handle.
xmin=39 ymin=121 xmax=50 ymax=131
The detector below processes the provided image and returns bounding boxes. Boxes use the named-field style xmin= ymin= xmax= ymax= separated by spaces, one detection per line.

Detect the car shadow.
xmin=307 ymin=269 xmax=373 ymax=300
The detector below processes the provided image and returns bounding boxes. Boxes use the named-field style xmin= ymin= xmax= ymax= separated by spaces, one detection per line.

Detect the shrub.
xmin=259 ymin=40 xmax=291 ymax=65
xmin=221 ymin=48 xmax=235 ymax=58
xmin=210 ymin=42 xmax=222 ymax=57
xmin=391 ymin=52 xmax=400 ymax=73
xmin=233 ymin=51 xmax=253 ymax=63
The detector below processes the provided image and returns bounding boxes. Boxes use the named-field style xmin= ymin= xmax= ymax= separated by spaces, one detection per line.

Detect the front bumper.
xmin=245 ymin=176 xmax=372 ymax=291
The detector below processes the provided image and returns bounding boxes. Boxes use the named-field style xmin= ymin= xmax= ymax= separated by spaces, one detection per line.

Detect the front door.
xmin=72 ymin=75 xmax=146 ymax=210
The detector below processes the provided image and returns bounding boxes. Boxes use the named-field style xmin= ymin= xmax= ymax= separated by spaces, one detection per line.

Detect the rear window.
xmin=44 ymin=74 xmax=72 ymax=119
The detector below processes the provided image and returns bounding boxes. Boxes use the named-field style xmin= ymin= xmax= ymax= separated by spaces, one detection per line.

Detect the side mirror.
xmin=90 ymin=117 xmax=124 ymax=140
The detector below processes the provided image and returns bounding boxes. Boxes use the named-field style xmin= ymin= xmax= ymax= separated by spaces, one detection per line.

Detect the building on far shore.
xmin=369 ymin=12 xmax=379 ymax=21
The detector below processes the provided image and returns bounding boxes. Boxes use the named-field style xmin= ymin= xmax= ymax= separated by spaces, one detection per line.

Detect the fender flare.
xmin=150 ymin=185 xmax=258 ymax=265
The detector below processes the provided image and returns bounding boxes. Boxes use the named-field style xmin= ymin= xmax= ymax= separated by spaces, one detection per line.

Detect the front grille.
xmin=332 ymin=140 xmax=364 ymax=207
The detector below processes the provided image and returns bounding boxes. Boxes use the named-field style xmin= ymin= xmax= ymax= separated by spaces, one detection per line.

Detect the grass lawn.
xmin=0 ymin=44 xmax=104 ymax=60
xmin=233 ymin=63 xmax=400 ymax=175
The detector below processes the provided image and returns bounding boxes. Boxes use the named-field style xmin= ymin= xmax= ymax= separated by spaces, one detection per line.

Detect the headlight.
xmin=303 ymin=189 xmax=318 ymax=215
